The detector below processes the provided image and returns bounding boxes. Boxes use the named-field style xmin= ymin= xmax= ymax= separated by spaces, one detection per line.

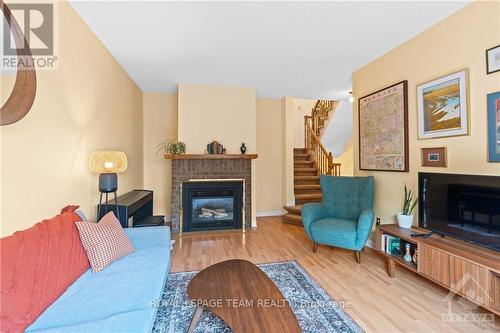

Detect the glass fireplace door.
xmin=182 ymin=181 xmax=243 ymax=232
xmin=192 ymin=192 xmax=235 ymax=226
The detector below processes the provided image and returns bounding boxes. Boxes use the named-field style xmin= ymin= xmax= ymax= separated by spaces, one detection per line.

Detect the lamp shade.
xmin=89 ymin=151 xmax=128 ymax=174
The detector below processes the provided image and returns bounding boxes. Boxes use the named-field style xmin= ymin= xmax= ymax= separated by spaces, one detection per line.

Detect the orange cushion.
xmin=76 ymin=212 xmax=135 ymax=273
xmin=0 ymin=209 xmax=89 ymax=332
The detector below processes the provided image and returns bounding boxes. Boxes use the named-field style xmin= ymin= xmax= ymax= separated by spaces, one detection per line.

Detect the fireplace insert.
xmin=182 ymin=180 xmax=244 ymax=232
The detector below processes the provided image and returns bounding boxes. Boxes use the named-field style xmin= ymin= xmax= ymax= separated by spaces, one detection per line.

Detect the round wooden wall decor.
xmin=1 ymin=1 xmax=37 ymax=126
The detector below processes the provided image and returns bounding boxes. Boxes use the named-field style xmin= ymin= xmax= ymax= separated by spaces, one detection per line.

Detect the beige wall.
xmin=336 ymin=140 xmax=354 ymax=176
xmin=256 ymin=99 xmax=283 ymax=215
xmin=0 ymin=2 xmax=143 ymax=236
xmin=178 ymin=83 xmax=257 ymax=154
xmin=293 ymin=98 xmax=317 ymax=147
xmin=353 ymin=1 xmax=500 ymax=229
xmin=143 ymin=93 xmax=178 ymax=219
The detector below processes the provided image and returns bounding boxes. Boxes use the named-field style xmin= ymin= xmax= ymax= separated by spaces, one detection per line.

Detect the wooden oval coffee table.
xmin=187 ymin=259 xmax=301 ymax=333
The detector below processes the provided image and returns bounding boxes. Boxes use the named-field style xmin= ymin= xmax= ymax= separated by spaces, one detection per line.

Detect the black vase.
xmin=240 ymin=143 xmax=247 ymax=154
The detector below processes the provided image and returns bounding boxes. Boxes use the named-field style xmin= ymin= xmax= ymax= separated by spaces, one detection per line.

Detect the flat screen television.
xmin=418 ymin=172 xmax=500 ymax=252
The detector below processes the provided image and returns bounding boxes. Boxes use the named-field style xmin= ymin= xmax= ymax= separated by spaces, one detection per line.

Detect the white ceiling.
xmin=69 ymin=1 xmax=469 ymax=99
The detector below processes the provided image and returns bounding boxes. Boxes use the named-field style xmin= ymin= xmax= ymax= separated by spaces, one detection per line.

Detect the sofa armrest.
xmin=301 ymin=203 xmax=328 ymax=240
xmin=124 ymin=226 xmax=171 ymax=249
xmin=355 ymin=209 xmax=375 ymax=249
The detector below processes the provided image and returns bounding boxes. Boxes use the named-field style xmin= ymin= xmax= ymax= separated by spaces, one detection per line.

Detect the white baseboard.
xmin=256 ymin=210 xmax=283 ymax=217
xmin=365 ymin=238 xmax=375 ymax=249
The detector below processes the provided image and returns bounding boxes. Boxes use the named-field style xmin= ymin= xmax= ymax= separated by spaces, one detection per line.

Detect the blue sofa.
xmin=26 ymin=226 xmax=171 ymax=333
xmin=302 ymin=175 xmax=374 ymax=263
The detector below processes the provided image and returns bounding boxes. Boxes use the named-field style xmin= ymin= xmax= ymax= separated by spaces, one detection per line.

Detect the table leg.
xmin=188 ymin=306 xmax=203 ymax=333
xmin=387 ymin=258 xmax=395 ymax=278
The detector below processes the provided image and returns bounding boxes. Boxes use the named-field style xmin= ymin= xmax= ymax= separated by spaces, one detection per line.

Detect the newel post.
xmin=304 ymin=115 xmax=308 ymax=149
xmin=328 ymin=152 xmax=334 ymax=175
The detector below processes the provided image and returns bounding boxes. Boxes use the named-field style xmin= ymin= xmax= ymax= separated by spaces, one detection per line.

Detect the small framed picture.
xmin=421 ymin=147 xmax=447 ymax=167
xmin=486 ymin=45 xmax=500 ymax=74
xmin=487 ymin=91 xmax=500 ymax=162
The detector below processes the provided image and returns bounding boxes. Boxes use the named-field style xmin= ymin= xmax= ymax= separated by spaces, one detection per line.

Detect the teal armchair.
xmin=302 ymin=175 xmax=375 ymax=263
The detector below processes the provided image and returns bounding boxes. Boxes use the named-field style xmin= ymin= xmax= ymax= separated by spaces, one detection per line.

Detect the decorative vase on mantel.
xmin=240 ymin=143 xmax=247 ymax=154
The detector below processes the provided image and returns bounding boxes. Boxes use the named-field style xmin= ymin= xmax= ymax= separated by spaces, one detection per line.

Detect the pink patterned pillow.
xmin=76 ymin=212 xmax=135 ymax=273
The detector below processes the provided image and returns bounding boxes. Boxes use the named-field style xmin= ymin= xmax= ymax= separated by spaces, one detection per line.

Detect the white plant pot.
xmin=397 ymin=213 xmax=413 ymax=229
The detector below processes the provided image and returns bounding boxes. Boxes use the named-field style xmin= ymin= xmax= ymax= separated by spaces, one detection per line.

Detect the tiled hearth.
xmin=171 ymin=159 xmax=252 ymax=232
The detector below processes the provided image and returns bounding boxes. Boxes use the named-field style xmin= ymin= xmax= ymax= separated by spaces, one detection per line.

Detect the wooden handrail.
xmin=309 ymin=100 xmax=337 ymax=135
xmin=304 ymin=114 xmax=340 ymax=176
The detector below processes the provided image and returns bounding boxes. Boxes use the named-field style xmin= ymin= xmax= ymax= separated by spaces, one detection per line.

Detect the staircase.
xmin=282 ymin=100 xmax=341 ymax=225
xmin=311 ymin=100 xmax=336 ymax=136
xmin=282 ymin=148 xmax=322 ymax=225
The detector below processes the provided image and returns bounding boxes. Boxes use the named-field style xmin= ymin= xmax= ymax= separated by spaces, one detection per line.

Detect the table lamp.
xmin=89 ymin=151 xmax=128 ymax=221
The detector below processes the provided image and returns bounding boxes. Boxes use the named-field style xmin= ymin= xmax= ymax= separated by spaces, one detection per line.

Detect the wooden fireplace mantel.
xmin=164 ymin=154 xmax=258 ymax=160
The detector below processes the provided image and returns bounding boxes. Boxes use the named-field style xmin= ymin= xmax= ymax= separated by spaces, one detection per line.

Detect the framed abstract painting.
xmin=358 ymin=80 xmax=408 ymax=172
xmin=417 ymin=70 xmax=469 ymax=139
xmin=487 ymin=91 xmax=500 ymax=162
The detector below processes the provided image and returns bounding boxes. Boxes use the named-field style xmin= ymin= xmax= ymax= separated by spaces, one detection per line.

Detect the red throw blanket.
xmin=0 ymin=207 xmax=89 ymax=332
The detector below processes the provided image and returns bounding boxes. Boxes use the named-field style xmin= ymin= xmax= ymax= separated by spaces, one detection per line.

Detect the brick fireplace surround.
xmin=170 ymin=159 xmax=252 ymax=232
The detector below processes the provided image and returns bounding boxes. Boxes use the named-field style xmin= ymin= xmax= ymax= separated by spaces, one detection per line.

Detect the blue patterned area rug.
xmin=152 ymin=260 xmax=364 ymax=333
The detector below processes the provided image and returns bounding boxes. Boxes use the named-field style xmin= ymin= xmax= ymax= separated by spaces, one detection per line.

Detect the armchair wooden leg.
xmin=313 ymin=242 xmax=318 ymax=253
xmin=354 ymin=250 xmax=361 ymax=264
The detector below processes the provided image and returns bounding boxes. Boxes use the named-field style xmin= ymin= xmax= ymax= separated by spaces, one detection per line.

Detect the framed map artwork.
xmin=358 ymin=81 xmax=409 ymax=172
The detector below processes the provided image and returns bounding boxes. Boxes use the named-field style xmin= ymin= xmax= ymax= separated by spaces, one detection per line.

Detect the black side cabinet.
xmin=97 ymin=190 xmax=164 ymax=228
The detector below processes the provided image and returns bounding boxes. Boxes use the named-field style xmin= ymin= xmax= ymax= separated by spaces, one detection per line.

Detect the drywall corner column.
xmin=282 ymin=96 xmax=295 ymax=207
xmin=256 ymin=98 xmax=284 ymax=215
xmin=142 ymin=93 xmax=178 ymax=219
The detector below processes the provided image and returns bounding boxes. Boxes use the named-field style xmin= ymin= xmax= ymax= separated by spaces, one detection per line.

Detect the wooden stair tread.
xmin=289 ymin=144 xmax=324 ymax=218
xmin=295 ymin=193 xmax=322 ymax=199
xmin=282 ymin=213 xmax=302 ymax=225
xmin=294 ymin=175 xmax=319 ymax=180
xmin=294 ymin=168 xmax=316 ymax=172
xmin=294 ymin=184 xmax=320 ymax=190
xmin=283 ymin=205 xmax=302 ymax=214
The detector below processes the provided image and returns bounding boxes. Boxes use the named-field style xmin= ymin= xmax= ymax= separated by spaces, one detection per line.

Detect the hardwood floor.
xmin=171 ymin=217 xmax=499 ymax=333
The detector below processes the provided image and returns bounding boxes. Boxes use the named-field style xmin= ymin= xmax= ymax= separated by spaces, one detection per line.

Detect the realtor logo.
xmin=441 ymin=273 xmax=496 ymax=329
xmin=2 ymin=1 xmax=58 ymax=70
xmin=3 ymin=3 xmax=53 ymax=55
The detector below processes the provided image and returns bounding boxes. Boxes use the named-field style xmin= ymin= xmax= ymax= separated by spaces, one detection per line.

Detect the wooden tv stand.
xmin=376 ymin=224 xmax=500 ymax=316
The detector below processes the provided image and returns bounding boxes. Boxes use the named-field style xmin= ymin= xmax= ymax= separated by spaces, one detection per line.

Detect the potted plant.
xmin=397 ymin=183 xmax=418 ymax=228
xmin=155 ymin=139 xmax=186 ymax=157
